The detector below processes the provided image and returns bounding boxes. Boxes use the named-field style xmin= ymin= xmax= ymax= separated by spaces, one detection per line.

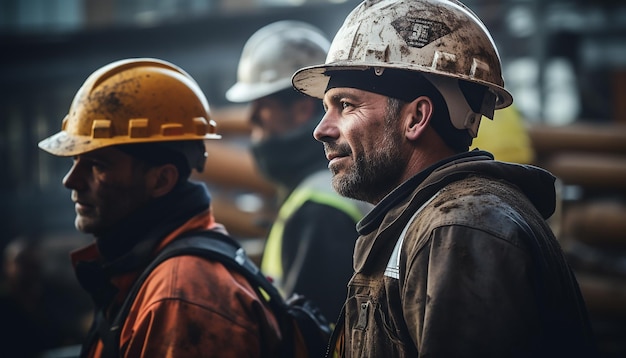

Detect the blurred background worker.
xmin=225 ymin=20 xmax=372 ymax=321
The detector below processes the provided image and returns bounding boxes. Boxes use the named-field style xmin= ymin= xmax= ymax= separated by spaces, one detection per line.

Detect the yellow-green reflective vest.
xmin=260 ymin=170 xmax=369 ymax=291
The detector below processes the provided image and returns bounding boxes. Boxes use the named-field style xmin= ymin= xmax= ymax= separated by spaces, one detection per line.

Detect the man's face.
xmin=249 ymin=95 xmax=302 ymax=142
xmin=62 ymin=147 xmax=152 ymax=236
xmin=315 ymin=87 xmax=408 ymax=204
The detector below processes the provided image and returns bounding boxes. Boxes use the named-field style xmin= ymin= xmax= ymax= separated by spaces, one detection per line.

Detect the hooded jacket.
xmin=330 ymin=151 xmax=595 ymax=357
xmin=72 ymin=182 xmax=281 ymax=357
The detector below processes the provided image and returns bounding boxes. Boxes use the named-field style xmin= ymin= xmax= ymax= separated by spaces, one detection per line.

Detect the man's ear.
xmin=404 ymin=96 xmax=433 ymax=141
xmin=146 ymin=164 xmax=179 ymax=198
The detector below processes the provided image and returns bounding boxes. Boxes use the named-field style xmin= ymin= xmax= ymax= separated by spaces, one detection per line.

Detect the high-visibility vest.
xmin=261 ymin=170 xmax=370 ymax=291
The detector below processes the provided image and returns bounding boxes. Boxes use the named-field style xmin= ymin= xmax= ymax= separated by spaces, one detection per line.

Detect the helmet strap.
xmin=422 ymin=74 xmax=493 ymax=138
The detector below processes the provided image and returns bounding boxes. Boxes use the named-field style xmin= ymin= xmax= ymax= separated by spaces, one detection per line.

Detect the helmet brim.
xmin=292 ymin=63 xmax=513 ymax=110
xmin=38 ymin=130 xmax=221 ymax=157
xmin=225 ymin=78 xmax=293 ymax=103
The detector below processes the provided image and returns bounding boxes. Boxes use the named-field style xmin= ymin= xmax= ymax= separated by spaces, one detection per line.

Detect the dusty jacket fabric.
xmin=332 ymin=150 xmax=595 ymax=358
xmin=72 ymin=182 xmax=281 ymax=358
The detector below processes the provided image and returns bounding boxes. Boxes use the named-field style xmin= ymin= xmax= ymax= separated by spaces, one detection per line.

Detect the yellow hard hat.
xmin=38 ymin=58 xmax=220 ymax=157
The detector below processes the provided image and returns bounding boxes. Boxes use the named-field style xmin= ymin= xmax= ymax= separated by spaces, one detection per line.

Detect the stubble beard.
xmin=74 ymin=169 xmax=152 ymax=237
xmin=331 ymin=103 xmax=406 ymax=204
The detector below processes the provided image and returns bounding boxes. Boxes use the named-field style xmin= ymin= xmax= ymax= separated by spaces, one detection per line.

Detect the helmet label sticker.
xmin=391 ymin=18 xmax=451 ymax=49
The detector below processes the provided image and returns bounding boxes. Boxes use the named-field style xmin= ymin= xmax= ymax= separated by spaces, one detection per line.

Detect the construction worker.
xmin=292 ymin=0 xmax=596 ymax=356
xmin=226 ymin=20 xmax=371 ymax=321
xmin=38 ymin=58 xmax=281 ymax=357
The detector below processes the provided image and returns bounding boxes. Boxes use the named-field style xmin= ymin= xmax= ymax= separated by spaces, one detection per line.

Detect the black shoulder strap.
xmin=95 ymin=230 xmax=291 ymax=358
xmin=324 ymin=305 xmax=345 ymax=358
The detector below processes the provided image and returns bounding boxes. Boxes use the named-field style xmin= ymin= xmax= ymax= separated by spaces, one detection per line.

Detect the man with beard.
xmin=38 ymin=58 xmax=281 ymax=357
xmin=291 ymin=0 xmax=596 ymax=357
xmin=226 ymin=21 xmax=371 ymax=321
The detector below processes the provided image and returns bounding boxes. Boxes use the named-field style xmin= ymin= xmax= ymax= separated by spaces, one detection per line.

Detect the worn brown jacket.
xmin=330 ymin=151 xmax=595 ymax=357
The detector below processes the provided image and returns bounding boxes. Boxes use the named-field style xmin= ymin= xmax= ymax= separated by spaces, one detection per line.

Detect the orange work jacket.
xmin=71 ymin=208 xmax=281 ymax=357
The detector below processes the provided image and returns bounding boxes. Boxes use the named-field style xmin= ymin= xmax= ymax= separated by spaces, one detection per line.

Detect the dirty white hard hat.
xmin=227 ymin=20 xmax=330 ymax=103
xmin=292 ymin=0 xmax=513 ymax=136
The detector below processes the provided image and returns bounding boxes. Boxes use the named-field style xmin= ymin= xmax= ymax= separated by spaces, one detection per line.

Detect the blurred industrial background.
xmin=0 ymin=0 xmax=625 ymax=357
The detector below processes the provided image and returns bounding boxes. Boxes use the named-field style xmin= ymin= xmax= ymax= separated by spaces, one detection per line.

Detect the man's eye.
xmin=87 ymin=160 xmax=106 ymax=171
xmin=341 ymin=101 xmax=352 ymax=110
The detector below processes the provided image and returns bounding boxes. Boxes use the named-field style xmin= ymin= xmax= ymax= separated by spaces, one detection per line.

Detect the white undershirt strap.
xmin=384 ymin=191 xmax=441 ymax=279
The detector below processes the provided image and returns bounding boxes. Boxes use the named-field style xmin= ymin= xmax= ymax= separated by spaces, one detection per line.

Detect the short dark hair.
xmin=117 ymin=140 xmax=206 ymax=183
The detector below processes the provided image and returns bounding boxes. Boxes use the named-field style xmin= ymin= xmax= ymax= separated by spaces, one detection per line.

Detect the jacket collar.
xmin=357 ymin=150 xmax=492 ymax=236
xmin=352 ymin=150 xmax=557 ymax=273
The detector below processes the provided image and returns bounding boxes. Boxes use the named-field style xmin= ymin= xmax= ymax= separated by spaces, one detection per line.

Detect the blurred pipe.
xmin=576 ymin=272 xmax=626 ymax=318
xmin=543 ymin=153 xmax=626 ymax=190
xmin=193 ymin=105 xmax=277 ymax=196
xmin=210 ymin=105 xmax=252 ymax=135
xmin=528 ymin=123 xmax=626 ymax=155
xmin=563 ymin=201 xmax=626 ymax=248
xmin=193 ymin=140 xmax=276 ymax=196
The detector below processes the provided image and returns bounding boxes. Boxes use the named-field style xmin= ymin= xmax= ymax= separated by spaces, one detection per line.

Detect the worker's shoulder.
xmin=139 ymin=254 xmax=259 ymax=309
xmin=418 ymin=176 xmax=529 ymax=240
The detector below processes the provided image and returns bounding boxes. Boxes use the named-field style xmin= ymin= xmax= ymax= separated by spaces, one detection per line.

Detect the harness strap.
xmin=87 ymin=231 xmax=292 ymax=358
